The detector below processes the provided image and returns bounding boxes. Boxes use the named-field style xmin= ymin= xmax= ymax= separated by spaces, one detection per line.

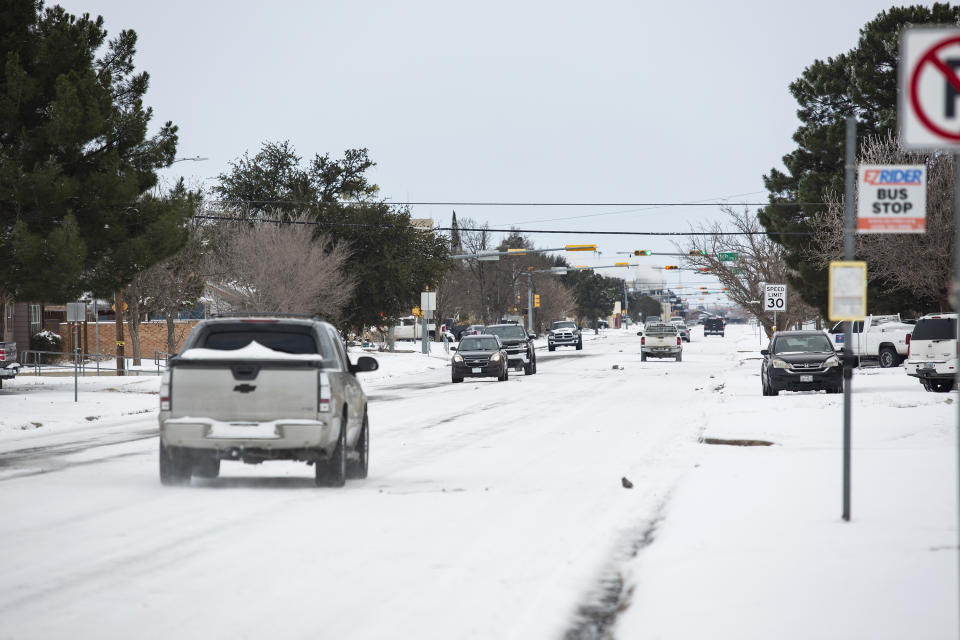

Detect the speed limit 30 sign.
xmin=764 ymin=284 xmax=787 ymax=312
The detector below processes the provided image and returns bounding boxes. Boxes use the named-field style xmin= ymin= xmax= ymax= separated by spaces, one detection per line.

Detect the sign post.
xmin=420 ymin=290 xmax=436 ymax=355
xmin=900 ymin=27 xmax=960 ymax=585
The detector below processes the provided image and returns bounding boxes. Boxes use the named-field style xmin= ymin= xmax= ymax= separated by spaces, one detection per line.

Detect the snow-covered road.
xmin=0 ymin=325 xmax=955 ymax=639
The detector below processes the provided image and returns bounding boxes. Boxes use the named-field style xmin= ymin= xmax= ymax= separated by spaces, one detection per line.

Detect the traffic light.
xmin=633 ymin=250 xmax=653 ymax=256
xmin=534 ymin=294 xmax=541 ymax=308
xmin=697 ymin=267 xmax=709 ymax=272
xmin=664 ymin=265 xmax=679 ymax=270
xmin=688 ymin=250 xmax=706 ymax=256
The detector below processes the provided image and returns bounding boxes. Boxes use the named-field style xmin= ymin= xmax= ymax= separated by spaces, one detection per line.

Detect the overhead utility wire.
xmin=205 ymin=199 xmax=819 ymax=207
xmin=192 ymin=214 xmax=814 ymax=236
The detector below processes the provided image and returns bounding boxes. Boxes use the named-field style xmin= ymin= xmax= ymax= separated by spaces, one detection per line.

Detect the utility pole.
xmin=114 ymin=291 xmax=125 ymax=376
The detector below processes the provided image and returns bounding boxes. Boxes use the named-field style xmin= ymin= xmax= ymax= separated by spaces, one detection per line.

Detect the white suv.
xmin=904 ymin=313 xmax=957 ymax=393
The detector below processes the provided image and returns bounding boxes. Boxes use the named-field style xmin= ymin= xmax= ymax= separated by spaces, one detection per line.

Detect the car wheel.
xmin=641 ymin=353 xmax=647 ymax=362
xmin=769 ymin=385 xmax=779 ymax=396
xmin=192 ymin=454 xmax=220 ymax=479
xmin=877 ymin=346 xmax=900 ymax=368
xmin=921 ymin=379 xmax=932 ymax=392
xmin=548 ymin=345 xmax=555 ymax=352
xmin=576 ymin=340 xmax=582 ymax=350
xmin=159 ymin=444 xmax=191 ymax=486
xmin=316 ymin=419 xmax=347 ymax=487
xmin=531 ymin=358 xmax=537 ymax=374
xmin=524 ymin=360 xmax=533 ymax=375
xmin=346 ymin=412 xmax=369 ymax=480
xmin=676 ymin=353 xmax=682 ymax=362
xmin=930 ymin=379 xmax=956 ymax=393
xmin=452 ymin=374 xmax=463 ymax=383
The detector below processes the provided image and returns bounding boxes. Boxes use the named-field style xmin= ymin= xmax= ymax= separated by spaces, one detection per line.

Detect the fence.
xmin=19 ymin=349 xmax=172 ymax=377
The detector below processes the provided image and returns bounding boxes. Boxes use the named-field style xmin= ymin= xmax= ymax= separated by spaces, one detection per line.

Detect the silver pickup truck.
xmin=159 ymin=317 xmax=378 ymax=487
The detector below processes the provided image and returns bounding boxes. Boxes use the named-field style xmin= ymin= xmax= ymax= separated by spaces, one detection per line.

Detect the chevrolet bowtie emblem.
xmin=233 ymin=384 xmax=257 ymax=393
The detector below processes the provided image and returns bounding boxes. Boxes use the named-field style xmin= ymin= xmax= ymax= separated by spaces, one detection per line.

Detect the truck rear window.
xmin=200 ymin=329 xmax=319 ymax=354
xmin=911 ymin=318 xmax=957 ymax=341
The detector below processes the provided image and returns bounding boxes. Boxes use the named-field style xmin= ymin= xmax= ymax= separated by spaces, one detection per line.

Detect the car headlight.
xmin=823 ymin=356 xmax=840 ymax=368
xmin=490 ymin=352 xmax=501 ymax=362
xmin=772 ymin=358 xmax=789 ymax=369
xmin=453 ymin=354 xmax=463 ymax=363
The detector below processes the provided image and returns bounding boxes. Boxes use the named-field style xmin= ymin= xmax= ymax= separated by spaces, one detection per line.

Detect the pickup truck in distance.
xmin=826 ymin=315 xmax=912 ymax=368
xmin=640 ymin=323 xmax=683 ymax=362
xmin=159 ymin=317 xmax=378 ymax=487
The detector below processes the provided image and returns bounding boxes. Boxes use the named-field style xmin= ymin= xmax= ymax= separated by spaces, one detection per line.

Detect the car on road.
xmin=159 ymin=316 xmax=379 ymax=487
xmin=483 ymin=324 xmax=538 ymax=374
xmin=547 ymin=320 xmax=582 ymax=351
xmin=640 ymin=322 xmax=683 ymax=362
xmin=904 ymin=313 xmax=958 ymax=392
xmin=760 ymin=330 xmax=842 ymax=396
xmin=704 ymin=317 xmax=725 ymax=337
xmin=451 ymin=335 xmax=509 ymax=383
xmin=670 ymin=319 xmax=691 ymax=343
xmin=460 ymin=324 xmax=485 ymax=338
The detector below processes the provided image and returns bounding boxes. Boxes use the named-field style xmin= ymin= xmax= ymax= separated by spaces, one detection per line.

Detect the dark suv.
xmin=483 ymin=324 xmax=538 ymax=375
xmin=761 ymin=331 xmax=842 ymax=396
xmin=451 ymin=335 xmax=508 ymax=383
xmin=704 ymin=318 xmax=725 ymax=337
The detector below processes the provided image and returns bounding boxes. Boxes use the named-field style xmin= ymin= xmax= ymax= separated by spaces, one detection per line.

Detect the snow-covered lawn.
xmin=0 ymin=325 xmax=954 ymax=639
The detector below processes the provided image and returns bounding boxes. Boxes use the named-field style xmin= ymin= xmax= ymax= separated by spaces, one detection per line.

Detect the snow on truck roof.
xmin=178 ymin=341 xmax=323 ymax=361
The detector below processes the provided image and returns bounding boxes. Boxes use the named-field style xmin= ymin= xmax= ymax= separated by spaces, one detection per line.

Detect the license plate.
xmin=800 ymin=375 xmax=813 ymax=382
xmin=472 ymin=368 xmax=481 ymax=373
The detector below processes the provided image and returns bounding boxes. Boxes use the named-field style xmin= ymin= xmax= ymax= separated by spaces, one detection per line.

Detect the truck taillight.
xmin=0 ymin=349 xmax=5 ymax=361
xmin=641 ymin=336 xmax=645 ymax=346
xmin=906 ymin=333 xmax=910 ymax=358
xmin=677 ymin=336 xmax=682 ymax=346
xmin=160 ymin=370 xmax=171 ymax=410
xmin=318 ymin=372 xmax=331 ymax=413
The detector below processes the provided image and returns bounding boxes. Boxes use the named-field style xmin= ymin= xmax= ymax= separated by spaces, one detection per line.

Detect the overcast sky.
xmin=55 ymin=0 xmax=902 ymax=297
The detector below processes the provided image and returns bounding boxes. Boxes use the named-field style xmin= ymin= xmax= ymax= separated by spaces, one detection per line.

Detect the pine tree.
xmin=0 ymin=1 xmax=181 ymax=301
xmin=758 ymin=4 xmax=960 ymax=314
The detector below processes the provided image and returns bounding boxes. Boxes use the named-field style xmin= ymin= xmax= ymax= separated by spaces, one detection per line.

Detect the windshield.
xmin=459 ymin=337 xmax=500 ymax=351
xmin=194 ymin=326 xmax=321 ymax=354
xmin=551 ymin=322 xmax=576 ymax=330
xmin=484 ymin=325 xmax=526 ymax=340
xmin=772 ymin=334 xmax=833 ymax=354
xmin=911 ymin=318 xmax=957 ymax=341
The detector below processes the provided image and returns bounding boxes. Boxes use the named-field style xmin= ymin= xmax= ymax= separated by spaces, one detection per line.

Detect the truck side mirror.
xmin=349 ymin=356 xmax=379 ymax=374
xmin=760 ymin=349 xmax=769 ymax=356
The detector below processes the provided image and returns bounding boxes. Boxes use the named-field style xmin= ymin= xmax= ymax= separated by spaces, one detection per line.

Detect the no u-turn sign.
xmin=901 ymin=29 xmax=960 ymax=148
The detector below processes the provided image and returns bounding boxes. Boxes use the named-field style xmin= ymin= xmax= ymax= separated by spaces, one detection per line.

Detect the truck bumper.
xmin=160 ymin=416 xmax=339 ymax=451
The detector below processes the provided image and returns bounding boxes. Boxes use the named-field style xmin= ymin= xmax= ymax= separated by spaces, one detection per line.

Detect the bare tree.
xmin=807 ymin=132 xmax=954 ymax=315
xmin=206 ymin=212 xmax=354 ymax=321
xmin=681 ymin=206 xmax=817 ymax=336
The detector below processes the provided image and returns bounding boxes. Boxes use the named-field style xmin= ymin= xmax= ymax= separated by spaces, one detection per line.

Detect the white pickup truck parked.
xmin=826 ymin=315 xmax=913 ymax=368
xmin=391 ymin=315 xmax=436 ymax=340
xmin=159 ymin=316 xmax=378 ymax=487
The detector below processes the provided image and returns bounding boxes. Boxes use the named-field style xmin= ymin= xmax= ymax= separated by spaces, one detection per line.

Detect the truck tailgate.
xmin=170 ymin=362 xmax=320 ymax=422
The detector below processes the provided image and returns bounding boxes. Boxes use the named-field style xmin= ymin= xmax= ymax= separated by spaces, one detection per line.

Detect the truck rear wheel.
xmin=316 ymin=420 xmax=347 ymax=487
xmin=159 ymin=445 xmax=191 ymax=486
xmin=346 ymin=413 xmax=369 ymax=480
xmin=878 ymin=346 xmax=900 ymax=368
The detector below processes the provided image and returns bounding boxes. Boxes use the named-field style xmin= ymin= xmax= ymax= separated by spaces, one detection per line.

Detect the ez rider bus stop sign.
xmin=900 ymin=28 xmax=960 ymax=148
xmin=857 ymin=165 xmax=926 ymax=233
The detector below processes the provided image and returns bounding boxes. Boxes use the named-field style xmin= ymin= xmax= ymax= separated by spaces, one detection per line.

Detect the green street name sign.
xmin=718 ymin=252 xmax=738 ymax=262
